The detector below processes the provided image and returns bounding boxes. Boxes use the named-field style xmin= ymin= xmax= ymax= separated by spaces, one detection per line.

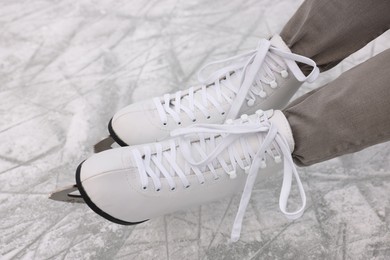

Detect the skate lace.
xmin=132 ymin=110 xmax=306 ymax=242
xmin=153 ymin=39 xmax=319 ymax=124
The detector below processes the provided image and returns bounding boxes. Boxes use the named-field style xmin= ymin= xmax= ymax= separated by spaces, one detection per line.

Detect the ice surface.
xmin=1 ymin=0 xmax=390 ymax=259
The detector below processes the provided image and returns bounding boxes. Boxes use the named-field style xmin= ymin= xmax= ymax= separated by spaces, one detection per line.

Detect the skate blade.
xmin=49 ymin=184 xmax=85 ymax=203
xmin=94 ymin=136 xmax=115 ymax=153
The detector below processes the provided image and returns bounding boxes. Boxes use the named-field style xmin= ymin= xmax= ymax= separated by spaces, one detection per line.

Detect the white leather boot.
xmin=108 ymin=35 xmax=319 ymax=146
xmin=77 ymin=110 xmax=306 ymax=242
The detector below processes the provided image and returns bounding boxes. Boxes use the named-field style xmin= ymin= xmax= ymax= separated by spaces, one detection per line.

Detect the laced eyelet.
xmin=228 ymin=171 xmax=237 ymax=179
xmin=281 ymin=70 xmax=289 ymax=78
xmin=246 ymin=99 xmax=255 ymax=107
xmin=192 ymin=119 xmax=197 ymax=122
xmin=185 ymin=184 xmax=190 ymax=189
xmin=270 ymin=81 xmax=278 ymax=89
xmin=170 ymin=187 xmax=176 ymax=191
xmin=200 ymin=181 xmax=205 ymax=185
xmin=142 ymin=186 xmax=147 ymax=190
xmin=178 ymin=122 xmax=181 ymax=125
xmin=163 ymin=122 xmax=167 ymax=126
xmin=221 ymin=112 xmax=225 ymax=115
xmin=207 ymin=116 xmax=211 ymax=119
xmin=274 ymin=155 xmax=282 ymax=163
xmin=240 ymin=114 xmax=248 ymax=123
xmin=156 ymin=188 xmax=161 ymax=192
xmin=214 ymin=176 xmax=220 ymax=181
xmin=255 ymin=110 xmax=264 ymax=117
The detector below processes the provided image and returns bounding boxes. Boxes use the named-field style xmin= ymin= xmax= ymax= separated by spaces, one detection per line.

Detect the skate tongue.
xmin=166 ymin=35 xmax=320 ymax=124
xmin=146 ymin=110 xmax=293 ymax=177
xmin=169 ymin=70 xmax=241 ymax=113
xmin=169 ymin=36 xmax=292 ymax=119
xmin=170 ymin=112 xmax=276 ymax=172
xmin=270 ymin=35 xmax=319 ymax=83
xmin=169 ymin=113 xmax=306 ymax=239
xmin=270 ymin=35 xmax=291 ymax=53
xmin=268 ymin=110 xmax=294 ymax=151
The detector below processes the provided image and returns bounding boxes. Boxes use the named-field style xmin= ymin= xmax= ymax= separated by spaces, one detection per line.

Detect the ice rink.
xmin=1 ymin=0 xmax=390 ymax=259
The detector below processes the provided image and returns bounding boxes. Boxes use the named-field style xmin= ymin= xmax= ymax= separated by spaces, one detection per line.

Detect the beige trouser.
xmin=279 ymin=0 xmax=390 ymax=166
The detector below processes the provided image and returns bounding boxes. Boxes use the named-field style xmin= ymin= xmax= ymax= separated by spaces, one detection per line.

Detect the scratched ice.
xmin=1 ymin=0 xmax=390 ymax=259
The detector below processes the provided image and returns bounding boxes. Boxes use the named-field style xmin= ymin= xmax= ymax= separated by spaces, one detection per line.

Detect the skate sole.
xmin=75 ymin=161 xmax=148 ymax=226
xmin=108 ymin=118 xmax=129 ymax=147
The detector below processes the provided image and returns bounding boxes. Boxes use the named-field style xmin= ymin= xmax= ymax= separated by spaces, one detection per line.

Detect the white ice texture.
xmin=0 ymin=0 xmax=390 ymax=259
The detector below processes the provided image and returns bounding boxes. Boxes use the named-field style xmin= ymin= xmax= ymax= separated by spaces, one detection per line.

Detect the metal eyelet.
xmin=240 ymin=114 xmax=248 ymax=123
xmin=256 ymin=110 xmax=264 ymax=117
xmin=259 ymin=91 xmax=267 ymax=98
xmin=228 ymin=171 xmax=237 ymax=179
xmin=270 ymin=81 xmax=278 ymax=89
xmin=274 ymin=155 xmax=282 ymax=163
xmin=247 ymin=99 xmax=255 ymax=106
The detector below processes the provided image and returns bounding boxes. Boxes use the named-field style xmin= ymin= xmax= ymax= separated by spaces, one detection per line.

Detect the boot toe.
xmin=76 ymin=148 xmax=148 ymax=224
xmin=110 ymin=100 xmax=169 ymax=145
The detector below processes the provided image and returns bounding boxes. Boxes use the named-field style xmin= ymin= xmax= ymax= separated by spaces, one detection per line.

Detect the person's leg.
xmin=283 ymin=49 xmax=390 ymax=166
xmin=280 ymin=0 xmax=390 ymax=74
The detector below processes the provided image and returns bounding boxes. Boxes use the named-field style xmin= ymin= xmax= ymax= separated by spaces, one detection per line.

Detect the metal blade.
xmin=94 ymin=136 xmax=115 ymax=153
xmin=49 ymin=184 xmax=85 ymax=203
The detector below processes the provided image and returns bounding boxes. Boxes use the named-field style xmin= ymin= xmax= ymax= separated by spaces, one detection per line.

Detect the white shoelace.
xmin=153 ymin=39 xmax=319 ymax=124
xmin=132 ymin=111 xmax=306 ymax=242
